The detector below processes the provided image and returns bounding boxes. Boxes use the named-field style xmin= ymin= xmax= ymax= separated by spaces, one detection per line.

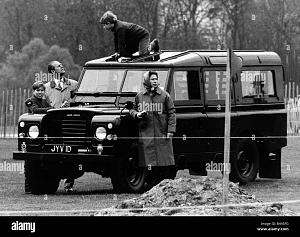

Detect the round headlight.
xmin=95 ymin=127 xmax=106 ymax=140
xmin=28 ymin=125 xmax=39 ymax=138
xmin=19 ymin=121 xmax=25 ymax=128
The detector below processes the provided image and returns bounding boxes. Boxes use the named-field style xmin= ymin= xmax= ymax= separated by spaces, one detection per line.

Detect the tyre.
xmin=229 ymin=139 xmax=259 ymax=184
xmin=24 ymin=161 xmax=60 ymax=194
xmin=111 ymin=144 xmax=147 ymax=193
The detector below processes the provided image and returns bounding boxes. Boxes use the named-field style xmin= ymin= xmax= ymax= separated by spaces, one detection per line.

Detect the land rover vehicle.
xmin=13 ymin=50 xmax=287 ymax=194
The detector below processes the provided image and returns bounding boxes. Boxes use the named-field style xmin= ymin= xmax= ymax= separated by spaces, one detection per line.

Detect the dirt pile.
xmin=96 ymin=177 xmax=295 ymax=216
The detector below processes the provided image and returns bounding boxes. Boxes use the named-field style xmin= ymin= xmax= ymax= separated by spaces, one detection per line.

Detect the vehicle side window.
xmin=173 ymin=70 xmax=201 ymax=101
xmin=122 ymin=70 xmax=168 ymax=92
xmin=204 ymin=71 xmax=227 ymax=101
xmin=241 ymin=71 xmax=275 ymax=98
xmin=119 ymin=70 xmax=169 ymax=104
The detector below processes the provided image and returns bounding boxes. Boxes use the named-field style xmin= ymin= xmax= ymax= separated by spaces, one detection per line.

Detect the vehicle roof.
xmin=84 ymin=50 xmax=282 ymax=68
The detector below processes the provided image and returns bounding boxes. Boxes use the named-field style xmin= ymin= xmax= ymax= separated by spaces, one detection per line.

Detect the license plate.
xmin=50 ymin=145 xmax=72 ymax=153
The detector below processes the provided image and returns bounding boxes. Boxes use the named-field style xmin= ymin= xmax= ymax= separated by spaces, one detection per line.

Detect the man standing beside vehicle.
xmin=45 ymin=60 xmax=78 ymax=192
xmin=45 ymin=61 xmax=77 ymax=109
xmin=130 ymin=71 xmax=176 ymax=185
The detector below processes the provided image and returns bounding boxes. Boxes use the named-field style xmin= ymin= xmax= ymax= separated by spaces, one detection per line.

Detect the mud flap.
xmin=259 ymin=149 xmax=281 ymax=179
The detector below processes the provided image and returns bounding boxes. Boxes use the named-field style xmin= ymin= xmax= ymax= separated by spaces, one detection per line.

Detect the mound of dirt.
xmin=96 ymin=177 xmax=295 ymax=216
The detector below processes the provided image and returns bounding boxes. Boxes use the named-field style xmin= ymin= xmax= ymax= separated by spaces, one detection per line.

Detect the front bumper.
xmin=13 ymin=151 xmax=113 ymax=164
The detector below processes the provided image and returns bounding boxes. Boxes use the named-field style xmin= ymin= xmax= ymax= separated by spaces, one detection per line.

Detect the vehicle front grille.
xmin=42 ymin=111 xmax=92 ymax=148
xmin=60 ymin=118 xmax=88 ymax=145
xmin=61 ymin=118 xmax=86 ymax=136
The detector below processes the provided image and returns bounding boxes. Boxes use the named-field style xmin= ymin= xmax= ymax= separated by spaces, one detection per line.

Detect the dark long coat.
xmin=130 ymin=87 xmax=176 ymax=167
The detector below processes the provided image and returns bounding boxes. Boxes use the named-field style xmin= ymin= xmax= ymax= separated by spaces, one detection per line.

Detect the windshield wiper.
xmin=74 ymin=92 xmax=137 ymax=97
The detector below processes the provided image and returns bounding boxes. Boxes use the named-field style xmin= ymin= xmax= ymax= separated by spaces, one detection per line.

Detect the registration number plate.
xmin=50 ymin=145 xmax=72 ymax=153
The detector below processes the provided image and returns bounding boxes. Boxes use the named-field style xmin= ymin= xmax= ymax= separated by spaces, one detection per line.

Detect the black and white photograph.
xmin=0 ymin=0 xmax=299 ymax=234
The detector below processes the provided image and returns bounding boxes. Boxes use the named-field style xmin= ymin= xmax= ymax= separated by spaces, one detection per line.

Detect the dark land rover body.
xmin=13 ymin=50 xmax=287 ymax=194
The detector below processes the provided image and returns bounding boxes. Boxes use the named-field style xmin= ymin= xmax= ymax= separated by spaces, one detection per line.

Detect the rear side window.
xmin=173 ymin=70 xmax=201 ymax=101
xmin=241 ymin=71 xmax=275 ymax=98
xmin=204 ymin=70 xmax=227 ymax=101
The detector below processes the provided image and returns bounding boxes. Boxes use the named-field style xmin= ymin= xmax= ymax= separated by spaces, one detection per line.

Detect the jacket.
xmin=44 ymin=78 xmax=78 ymax=108
xmin=25 ymin=96 xmax=53 ymax=114
xmin=113 ymin=20 xmax=149 ymax=57
xmin=130 ymin=87 xmax=176 ymax=167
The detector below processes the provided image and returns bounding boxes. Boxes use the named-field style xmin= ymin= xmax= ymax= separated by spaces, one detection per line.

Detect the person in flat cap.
xmin=100 ymin=11 xmax=160 ymax=59
xmin=130 ymin=71 xmax=176 ymax=185
xmin=25 ymin=81 xmax=54 ymax=114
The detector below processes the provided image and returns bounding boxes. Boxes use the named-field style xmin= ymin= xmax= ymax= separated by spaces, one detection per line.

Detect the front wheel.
xmin=229 ymin=140 xmax=259 ymax=184
xmin=146 ymin=166 xmax=177 ymax=188
xmin=24 ymin=161 xmax=60 ymax=194
xmin=111 ymin=144 xmax=147 ymax=193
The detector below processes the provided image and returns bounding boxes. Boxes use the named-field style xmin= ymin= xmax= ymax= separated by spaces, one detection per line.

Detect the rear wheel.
xmin=111 ymin=144 xmax=146 ymax=193
xmin=24 ymin=161 xmax=60 ymax=194
xmin=229 ymin=140 xmax=259 ymax=184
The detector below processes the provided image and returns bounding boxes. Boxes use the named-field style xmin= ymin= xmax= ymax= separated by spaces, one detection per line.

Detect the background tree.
xmin=0 ymin=0 xmax=299 ymax=90
xmin=0 ymin=38 xmax=81 ymax=89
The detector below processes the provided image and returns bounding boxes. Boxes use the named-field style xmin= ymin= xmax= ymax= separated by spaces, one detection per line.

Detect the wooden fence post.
xmin=22 ymin=89 xmax=26 ymax=114
xmin=13 ymin=89 xmax=17 ymax=137
xmin=292 ymin=82 xmax=295 ymax=100
xmin=285 ymin=84 xmax=288 ymax=104
xmin=10 ymin=89 xmax=13 ymax=137
xmin=18 ymin=88 xmax=22 ymax=118
xmin=4 ymin=90 xmax=9 ymax=138
xmin=0 ymin=90 xmax=4 ymax=138
xmin=27 ymin=89 xmax=31 ymax=100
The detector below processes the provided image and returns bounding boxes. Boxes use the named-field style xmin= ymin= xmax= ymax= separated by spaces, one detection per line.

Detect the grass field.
xmin=0 ymin=137 xmax=299 ymax=215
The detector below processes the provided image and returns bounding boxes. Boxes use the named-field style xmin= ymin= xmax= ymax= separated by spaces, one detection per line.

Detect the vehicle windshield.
xmin=78 ymin=69 xmax=124 ymax=93
xmin=75 ymin=69 xmax=169 ymax=104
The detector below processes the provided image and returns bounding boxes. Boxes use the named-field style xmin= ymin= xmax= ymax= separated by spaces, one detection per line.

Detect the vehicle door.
xmin=168 ymin=68 xmax=207 ymax=156
xmin=202 ymin=67 xmax=237 ymax=156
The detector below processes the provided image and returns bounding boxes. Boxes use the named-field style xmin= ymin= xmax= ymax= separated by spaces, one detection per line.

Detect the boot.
xmin=64 ymin=178 xmax=74 ymax=192
xmin=150 ymin=39 xmax=160 ymax=52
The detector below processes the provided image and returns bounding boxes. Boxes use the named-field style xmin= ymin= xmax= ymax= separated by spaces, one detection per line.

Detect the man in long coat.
xmin=44 ymin=61 xmax=78 ymax=109
xmin=130 ymin=71 xmax=176 ymax=168
xmin=44 ymin=60 xmax=78 ymax=192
